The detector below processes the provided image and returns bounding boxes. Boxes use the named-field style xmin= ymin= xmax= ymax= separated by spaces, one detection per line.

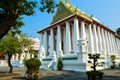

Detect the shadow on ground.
xmin=103 ymin=75 xmax=120 ymax=80
xmin=12 ymin=71 xmax=87 ymax=80
xmin=0 ymin=71 xmax=7 ymax=74
xmin=12 ymin=70 xmax=120 ymax=80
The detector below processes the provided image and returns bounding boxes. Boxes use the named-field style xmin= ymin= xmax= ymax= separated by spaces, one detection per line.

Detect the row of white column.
xmin=40 ymin=17 xmax=83 ymax=57
xmin=88 ymin=23 xmax=120 ymax=57
xmin=40 ymin=17 xmax=120 ymax=57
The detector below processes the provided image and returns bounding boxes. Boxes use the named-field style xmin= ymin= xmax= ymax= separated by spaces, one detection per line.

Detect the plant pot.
xmin=58 ymin=66 xmax=62 ymax=70
xmin=86 ymin=71 xmax=104 ymax=80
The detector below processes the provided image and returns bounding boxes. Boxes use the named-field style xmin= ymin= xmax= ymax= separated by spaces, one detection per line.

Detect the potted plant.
xmin=110 ymin=55 xmax=116 ymax=69
xmin=24 ymin=58 xmax=41 ymax=79
xmin=57 ymin=57 xmax=63 ymax=70
xmin=86 ymin=53 xmax=104 ymax=80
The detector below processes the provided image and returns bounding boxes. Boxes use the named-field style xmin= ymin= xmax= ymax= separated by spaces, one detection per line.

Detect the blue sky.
xmin=21 ymin=0 xmax=120 ymax=38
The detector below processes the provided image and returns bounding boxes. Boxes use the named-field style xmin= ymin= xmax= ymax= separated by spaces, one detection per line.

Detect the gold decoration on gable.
xmin=51 ymin=0 xmax=92 ymax=24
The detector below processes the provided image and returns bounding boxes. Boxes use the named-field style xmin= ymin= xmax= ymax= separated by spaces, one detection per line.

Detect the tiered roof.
xmin=38 ymin=0 xmax=120 ymax=38
xmin=51 ymin=0 xmax=92 ymax=24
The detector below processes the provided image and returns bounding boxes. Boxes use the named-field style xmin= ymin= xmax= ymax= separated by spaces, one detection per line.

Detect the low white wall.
xmin=40 ymin=58 xmax=52 ymax=69
xmin=0 ymin=60 xmax=8 ymax=67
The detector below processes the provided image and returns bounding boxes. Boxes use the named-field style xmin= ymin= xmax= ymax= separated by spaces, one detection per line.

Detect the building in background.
xmin=0 ymin=37 xmax=40 ymax=67
xmin=37 ymin=0 xmax=120 ymax=72
xmin=0 ymin=52 xmax=8 ymax=67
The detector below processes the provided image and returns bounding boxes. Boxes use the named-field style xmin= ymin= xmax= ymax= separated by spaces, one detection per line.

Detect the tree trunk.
xmin=8 ymin=54 xmax=13 ymax=74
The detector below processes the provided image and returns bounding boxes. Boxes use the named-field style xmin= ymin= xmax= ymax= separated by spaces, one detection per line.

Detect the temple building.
xmin=0 ymin=38 xmax=40 ymax=67
xmin=37 ymin=0 xmax=120 ymax=72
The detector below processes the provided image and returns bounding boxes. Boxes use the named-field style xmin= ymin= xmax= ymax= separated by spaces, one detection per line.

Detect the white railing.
xmin=47 ymin=60 xmax=57 ymax=70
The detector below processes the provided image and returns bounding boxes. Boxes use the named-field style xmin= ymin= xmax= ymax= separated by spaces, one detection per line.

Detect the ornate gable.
xmin=51 ymin=0 xmax=74 ymax=24
xmin=51 ymin=0 xmax=92 ymax=24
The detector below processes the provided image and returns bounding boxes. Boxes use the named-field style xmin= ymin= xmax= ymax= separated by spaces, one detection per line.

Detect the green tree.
xmin=0 ymin=0 xmax=57 ymax=39
xmin=18 ymin=34 xmax=35 ymax=59
xmin=0 ymin=32 xmax=34 ymax=73
xmin=0 ymin=32 xmax=22 ymax=73
xmin=116 ymin=28 xmax=120 ymax=36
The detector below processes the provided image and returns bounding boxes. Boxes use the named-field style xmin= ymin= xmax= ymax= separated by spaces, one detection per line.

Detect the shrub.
xmin=57 ymin=57 xmax=63 ymax=70
xmin=24 ymin=58 xmax=41 ymax=78
xmin=88 ymin=53 xmax=100 ymax=71
xmin=110 ymin=55 xmax=116 ymax=69
xmin=87 ymin=54 xmax=104 ymax=80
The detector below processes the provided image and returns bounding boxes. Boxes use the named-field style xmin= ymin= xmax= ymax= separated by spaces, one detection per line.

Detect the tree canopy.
xmin=0 ymin=0 xmax=57 ymax=39
xmin=0 ymin=31 xmax=34 ymax=73
xmin=116 ymin=28 xmax=120 ymax=36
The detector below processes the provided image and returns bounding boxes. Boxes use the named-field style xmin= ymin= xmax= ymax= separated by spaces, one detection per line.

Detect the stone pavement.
xmin=0 ymin=67 xmax=120 ymax=80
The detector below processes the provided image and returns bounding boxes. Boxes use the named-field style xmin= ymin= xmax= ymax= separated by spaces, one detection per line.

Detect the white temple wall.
xmin=71 ymin=24 xmax=74 ymax=51
xmin=63 ymin=26 xmax=66 ymax=54
xmin=38 ymin=16 xmax=120 ymax=71
xmin=70 ymin=24 xmax=74 ymax=51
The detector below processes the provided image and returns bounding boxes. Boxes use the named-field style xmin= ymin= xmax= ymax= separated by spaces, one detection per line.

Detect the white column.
xmin=115 ymin=37 xmax=119 ymax=55
xmin=44 ymin=31 xmax=48 ymax=56
xmin=39 ymin=33 xmax=43 ymax=57
xmin=104 ymin=30 xmax=110 ymax=64
xmin=73 ymin=17 xmax=79 ymax=54
xmin=40 ymin=33 xmax=43 ymax=48
xmin=113 ymin=36 xmax=117 ymax=55
xmin=50 ymin=28 xmax=54 ymax=56
xmin=97 ymin=26 xmax=102 ymax=54
xmin=109 ymin=33 xmax=114 ymax=54
xmin=93 ymin=24 xmax=99 ymax=52
xmin=80 ymin=21 xmax=87 ymax=53
xmin=105 ymin=30 xmax=110 ymax=55
xmin=118 ymin=38 xmax=120 ymax=53
xmin=118 ymin=38 xmax=120 ymax=55
xmin=56 ymin=25 xmax=62 ymax=56
xmin=88 ymin=24 xmax=94 ymax=54
xmin=107 ymin=32 xmax=112 ymax=55
xmin=81 ymin=21 xmax=86 ymax=39
xmin=66 ymin=21 xmax=71 ymax=54
xmin=111 ymin=34 xmax=116 ymax=54
xmin=101 ymin=28 xmax=106 ymax=55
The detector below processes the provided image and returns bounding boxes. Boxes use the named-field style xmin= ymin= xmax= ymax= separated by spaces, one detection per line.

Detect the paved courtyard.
xmin=0 ymin=67 xmax=120 ymax=80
